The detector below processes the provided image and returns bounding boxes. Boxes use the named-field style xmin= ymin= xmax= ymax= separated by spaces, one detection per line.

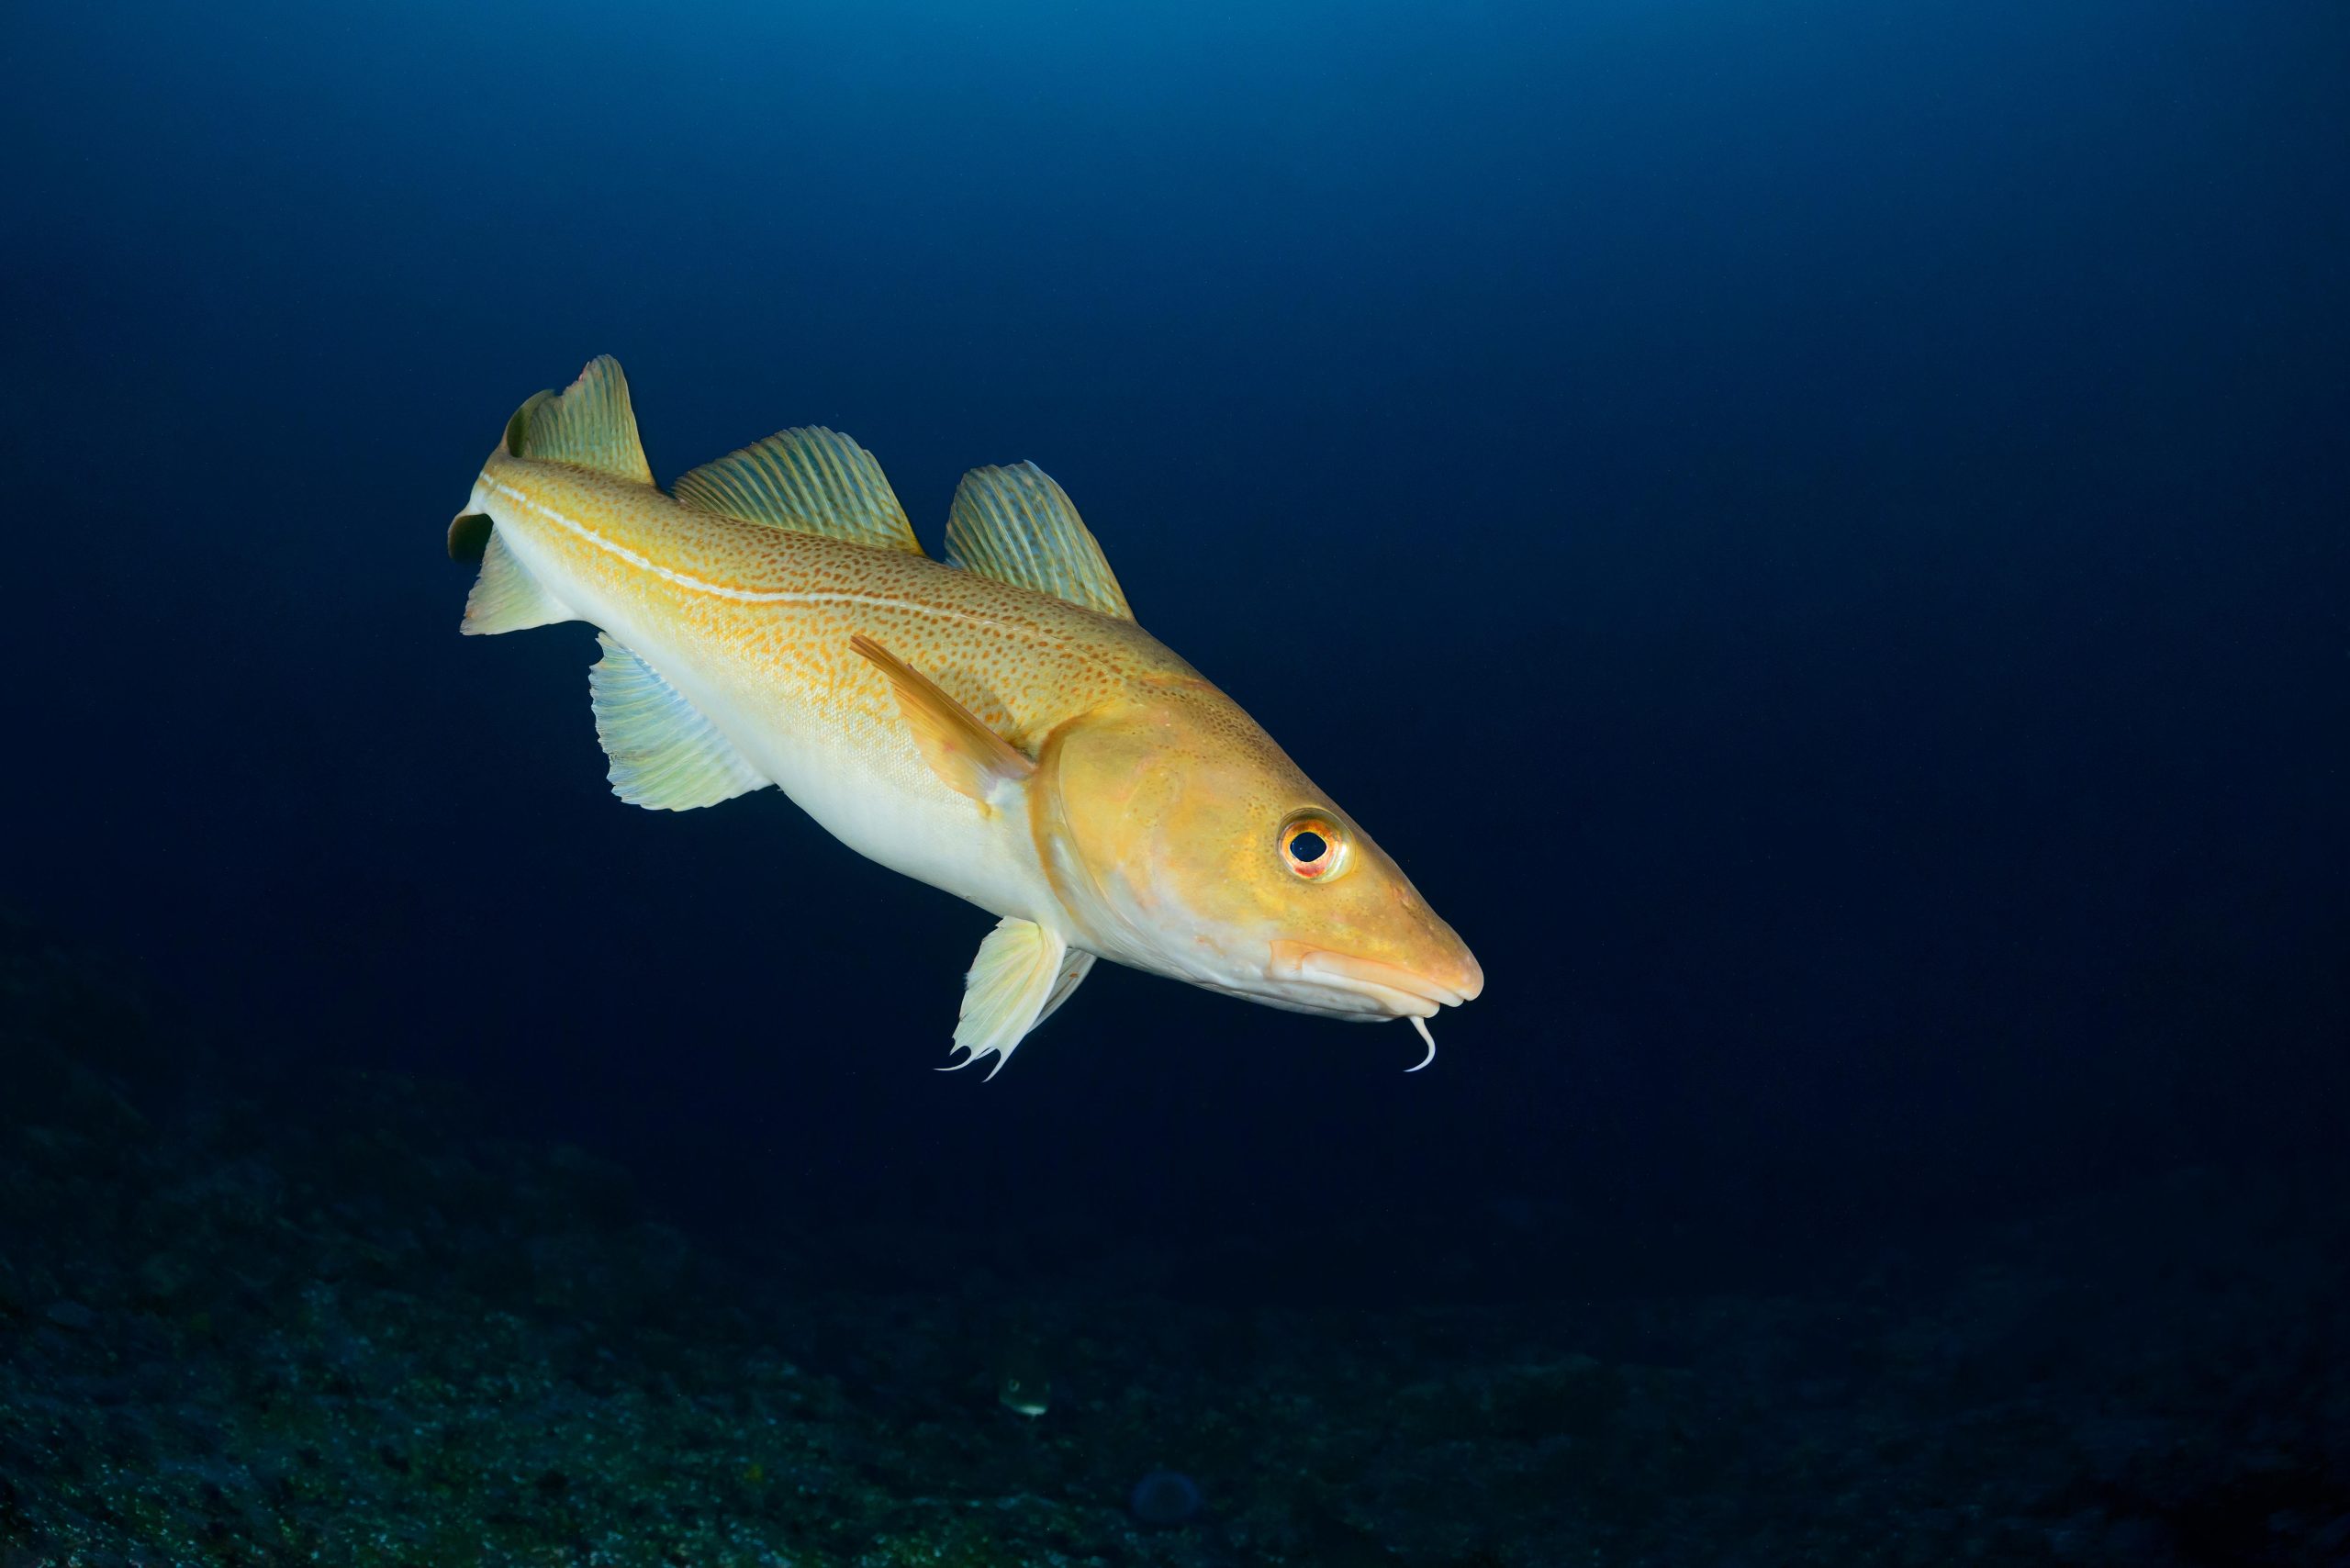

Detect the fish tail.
xmin=449 ymin=356 xmax=653 ymax=633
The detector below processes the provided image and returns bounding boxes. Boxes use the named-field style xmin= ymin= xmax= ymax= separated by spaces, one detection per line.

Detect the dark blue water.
xmin=9 ymin=0 xmax=2345 ymax=1282
xmin=3 ymin=3 xmax=2346 ymax=1556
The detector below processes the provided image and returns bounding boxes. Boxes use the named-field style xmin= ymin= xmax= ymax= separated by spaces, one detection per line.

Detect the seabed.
xmin=2 ymin=915 xmax=2343 ymax=1567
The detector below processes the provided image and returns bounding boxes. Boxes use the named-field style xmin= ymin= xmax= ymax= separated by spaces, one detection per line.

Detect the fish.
xmin=996 ymin=1337 xmax=1052 ymax=1418
xmin=449 ymin=357 xmax=1481 ymax=1075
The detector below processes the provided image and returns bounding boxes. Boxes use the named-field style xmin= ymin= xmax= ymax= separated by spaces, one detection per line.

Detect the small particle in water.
xmin=1129 ymin=1468 xmax=1203 ymax=1527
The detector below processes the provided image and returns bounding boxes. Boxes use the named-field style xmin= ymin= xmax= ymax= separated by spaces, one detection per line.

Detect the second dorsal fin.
xmin=672 ymin=428 xmax=924 ymax=555
xmin=507 ymin=355 xmax=655 ymax=484
xmin=945 ymin=463 xmax=1133 ymax=621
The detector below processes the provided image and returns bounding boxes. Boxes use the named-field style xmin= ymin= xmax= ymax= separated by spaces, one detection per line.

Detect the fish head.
xmin=1038 ymin=688 xmax=1482 ymax=1027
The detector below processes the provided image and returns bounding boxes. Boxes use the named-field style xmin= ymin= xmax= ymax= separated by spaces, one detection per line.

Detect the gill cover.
xmin=1036 ymin=693 xmax=1472 ymax=1019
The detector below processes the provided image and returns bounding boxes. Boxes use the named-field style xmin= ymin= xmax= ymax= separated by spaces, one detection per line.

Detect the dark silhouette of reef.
xmin=1 ymin=910 xmax=2344 ymax=1566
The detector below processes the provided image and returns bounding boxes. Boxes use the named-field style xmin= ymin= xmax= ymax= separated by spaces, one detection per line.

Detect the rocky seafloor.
xmin=3 ymin=914 xmax=2345 ymax=1567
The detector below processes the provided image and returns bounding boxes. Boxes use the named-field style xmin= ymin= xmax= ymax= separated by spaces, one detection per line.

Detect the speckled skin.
xmin=464 ymin=435 xmax=1480 ymax=1026
xmin=468 ymin=449 xmax=1173 ymax=923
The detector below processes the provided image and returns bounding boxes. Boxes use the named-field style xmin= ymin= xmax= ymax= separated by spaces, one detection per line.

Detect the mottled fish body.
xmin=453 ymin=357 xmax=1479 ymax=1072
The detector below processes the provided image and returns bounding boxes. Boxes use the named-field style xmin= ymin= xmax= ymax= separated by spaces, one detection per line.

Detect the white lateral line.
xmin=488 ymin=477 xmax=1012 ymax=633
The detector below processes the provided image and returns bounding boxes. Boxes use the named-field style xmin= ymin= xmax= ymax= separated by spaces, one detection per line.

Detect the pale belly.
xmin=493 ymin=514 xmax=1064 ymax=930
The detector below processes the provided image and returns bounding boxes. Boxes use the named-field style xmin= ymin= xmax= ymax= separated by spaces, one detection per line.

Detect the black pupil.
xmin=1289 ymin=831 xmax=1328 ymax=863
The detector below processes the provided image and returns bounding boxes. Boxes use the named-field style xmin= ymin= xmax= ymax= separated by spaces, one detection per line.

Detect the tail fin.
xmin=460 ymin=531 xmax=572 ymax=636
xmin=452 ymin=354 xmax=648 ymax=624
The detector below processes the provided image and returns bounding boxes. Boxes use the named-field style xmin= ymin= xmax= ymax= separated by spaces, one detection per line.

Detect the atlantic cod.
xmin=450 ymin=357 xmax=1481 ymax=1074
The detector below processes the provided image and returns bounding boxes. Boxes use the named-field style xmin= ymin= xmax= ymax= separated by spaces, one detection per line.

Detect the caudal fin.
xmin=459 ymin=532 xmax=573 ymax=635
xmin=453 ymin=354 xmax=653 ymax=623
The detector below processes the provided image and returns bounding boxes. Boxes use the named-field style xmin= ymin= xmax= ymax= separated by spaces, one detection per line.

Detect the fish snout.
xmin=1449 ymin=946 xmax=1485 ymax=1005
xmin=1267 ymin=941 xmax=1480 ymax=1019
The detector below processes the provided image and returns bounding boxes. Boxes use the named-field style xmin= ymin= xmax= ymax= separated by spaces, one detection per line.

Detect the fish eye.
xmin=1280 ymin=815 xmax=1347 ymax=880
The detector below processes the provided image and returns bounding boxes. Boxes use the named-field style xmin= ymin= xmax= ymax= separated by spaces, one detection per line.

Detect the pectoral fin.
xmin=948 ymin=918 xmax=1088 ymax=1078
xmin=849 ymin=634 xmax=1034 ymax=810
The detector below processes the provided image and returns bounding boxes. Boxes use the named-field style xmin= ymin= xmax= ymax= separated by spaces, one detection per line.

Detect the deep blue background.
xmin=6 ymin=0 xmax=2344 ymax=1296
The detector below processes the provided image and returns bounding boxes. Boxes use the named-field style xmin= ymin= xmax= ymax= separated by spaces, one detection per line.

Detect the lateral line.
xmin=487 ymin=476 xmax=1010 ymax=633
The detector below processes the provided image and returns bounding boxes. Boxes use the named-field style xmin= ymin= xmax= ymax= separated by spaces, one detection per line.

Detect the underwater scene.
xmin=4 ymin=2 xmax=2344 ymax=1564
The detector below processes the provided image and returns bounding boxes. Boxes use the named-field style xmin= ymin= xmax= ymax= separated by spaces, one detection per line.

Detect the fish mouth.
xmin=1266 ymin=941 xmax=1481 ymax=1019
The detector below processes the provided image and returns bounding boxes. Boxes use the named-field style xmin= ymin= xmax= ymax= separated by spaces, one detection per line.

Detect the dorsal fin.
xmin=506 ymin=355 xmax=655 ymax=484
xmin=671 ymin=428 xmax=923 ymax=555
xmin=945 ymin=463 xmax=1133 ymax=621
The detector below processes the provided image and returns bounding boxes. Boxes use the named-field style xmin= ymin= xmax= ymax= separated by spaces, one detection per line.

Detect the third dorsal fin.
xmin=672 ymin=428 xmax=924 ymax=555
xmin=507 ymin=355 xmax=655 ymax=484
xmin=945 ymin=463 xmax=1132 ymax=621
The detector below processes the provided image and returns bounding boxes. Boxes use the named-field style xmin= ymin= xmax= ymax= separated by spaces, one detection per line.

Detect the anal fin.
xmin=589 ymin=635 xmax=770 ymax=811
xmin=948 ymin=919 xmax=1087 ymax=1079
xmin=462 ymin=531 xmax=574 ymax=636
